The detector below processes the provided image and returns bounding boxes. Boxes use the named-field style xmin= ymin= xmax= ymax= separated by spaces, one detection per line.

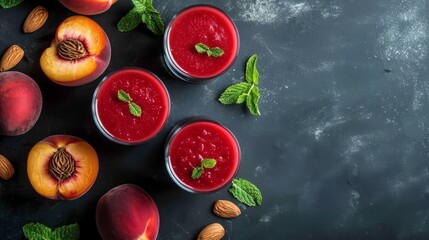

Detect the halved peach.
xmin=27 ymin=135 xmax=99 ymax=200
xmin=40 ymin=16 xmax=111 ymax=86
xmin=59 ymin=0 xmax=117 ymax=15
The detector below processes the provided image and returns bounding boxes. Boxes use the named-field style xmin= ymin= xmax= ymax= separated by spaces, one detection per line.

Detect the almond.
xmin=23 ymin=5 xmax=48 ymax=33
xmin=0 ymin=154 xmax=14 ymax=180
xmin=197 ymin=223 xmax=225 ymax=240
xmin=0 ymin=45 xmax=24 ymax=72
xmin=213 ymin=200 xmax=241 ymax=218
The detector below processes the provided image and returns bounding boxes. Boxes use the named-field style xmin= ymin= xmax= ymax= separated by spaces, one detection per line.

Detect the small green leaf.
xmin=117 ymin=90 xmax=132 ymax=102
xmin=117 ymin=8 xmax=142 ymax=32
xmin=246 ymin=86 xmax=261 ymax=116
xmin=23 ymin=223 xmax=52 ymax=240
xmin=245 ymin=54 xmax=259 ymax=84
xmin=192 ymin=166 xmax=204 ymax=179
xmin=51 ymin=223 xmax=80 ymax=240
xmin=236 ymin=93 xmax=247 ymax=104
xmin=229 ymin=178 xmax=262 ymax=206
xmin=195 ymin=43 xmax=209 ymax=53
xmin=142 ymin=8 xmax=165 ymax=35
xmin=201 ymin=158 xmax=217 ymax=168
xmin=209 ymin=47 xmax=224 ymax=57
xmin=131 ymin=0 xmax=145 ymax=13
xmin=0 ymin=0 xmax=23 ymax=8
xmin=218 ymin=82 xmax=252 ymax=105
xmin=129 ymin=102 xmax=142 ymax=117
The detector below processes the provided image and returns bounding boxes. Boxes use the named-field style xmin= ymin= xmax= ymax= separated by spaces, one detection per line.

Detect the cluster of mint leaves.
xmin=219 ymin=54 xmax=261 ymax=116
xmin=118 ymin=90 xmax=142 ymax=117
xmin=23 ymin=223 xmax=79 ymax=240
xmin=117 ymin=0 xmax=164 ymax=35
xmin=0 ymin=0 xmax=23 ymax=8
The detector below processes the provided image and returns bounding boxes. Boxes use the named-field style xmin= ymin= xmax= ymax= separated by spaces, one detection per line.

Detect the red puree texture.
xmin=168 ymin=6 xmax=238 ymax=78
xmin=168 ymin=121 xmax=240 ymax=192
xmin=96 ymin=69 xmax=169 ymax=143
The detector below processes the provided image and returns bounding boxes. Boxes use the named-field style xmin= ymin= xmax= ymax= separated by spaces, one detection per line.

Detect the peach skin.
xmin=40 ymin=16 xmax=111 ymax=86
xmin=59 ymin=0 xmax=117 ymax=15
xmin=27 ymin=135 xmax=99 ymax=200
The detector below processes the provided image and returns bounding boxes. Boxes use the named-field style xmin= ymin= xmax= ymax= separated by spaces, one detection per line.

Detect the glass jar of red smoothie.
xmin=165 ymin=117 xmax=241 ymax=193
xmin=92 ymin=68 xmax=170 ymax=145
xmin=163 ymin=5 xmax=240 ymax=83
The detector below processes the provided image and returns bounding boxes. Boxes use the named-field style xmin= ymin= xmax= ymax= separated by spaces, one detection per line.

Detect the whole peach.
xmin=27 ymin=135 xmax=99 ymax=200
xmin=96 ymin=184 xmax=160 ymax=240
xmin=59 ymin=0 xmax=117 ymax=15
xmin=40 ymin=15 xmax=111 ymax=86
xmin=0 ymin=71 xmax=42 ymax=136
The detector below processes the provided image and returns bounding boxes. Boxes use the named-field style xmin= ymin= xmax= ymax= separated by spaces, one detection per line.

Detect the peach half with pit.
xmin=0 ymin=71 xmax=42 ymax=136
xmin=96 ymin=184 xmax=160 ymax=240
xmin=40 ymin=15 xmax=111 ymax=86
xmin=27 ymin=135 xmax=99 ymax=200
xmin=59 ymin=0 xmax=117 ymax=15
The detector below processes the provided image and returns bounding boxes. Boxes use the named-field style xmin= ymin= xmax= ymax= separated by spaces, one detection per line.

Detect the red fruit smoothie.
xmin=93 ymin=68 xmax=170 ymax=144
xmin=165 ymin=5 xmax=239 ymax=81
xmin=166 ymin=119 xmax=240 ymax=192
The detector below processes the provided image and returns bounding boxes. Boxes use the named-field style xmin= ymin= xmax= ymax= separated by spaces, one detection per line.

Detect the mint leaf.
xmin=195 ymin=43 xmax=209 ymax=53
xmin=23 ymin=223 xmax=52 ymax=240
xmin=209 ymin=47 xmax=224 ymax=57
xmin=192 ymin=166 xmax=204 ymax=179
xmin=246 ymin=54 xmax=259 ymax=84
xmin=218 ymin=54 xmax=261 ymax=116
xmin=0 ymin=0 xmax=23 ymax=8
xmin=117 ymin=0 xmax=164 ymax=35
xmin=201 ymin=158 xmax=216 ymax=168
xmin=51 ymin=223 xmax=79 ymax=240
xmin=229 ymin=178 xmax=262 ymax=206
xmin=246 ymin=86 xmax=261 ymax=116
xmin=195 ymin=43 xmax=224 ymax=57
xmin=132 ymin=0 xmax=145 ymax=13
xmin=117 ymin=8 xmax=142 ymax=32
xmin=129 ymin=102 xmax=142 ymax=117
xmin=118 ymin=90 xmax=132 ymax=102
xmin=218 ymin=82 xmax=252 ymax=105
xmin=141 ymin=9 xmax=165 ymax=35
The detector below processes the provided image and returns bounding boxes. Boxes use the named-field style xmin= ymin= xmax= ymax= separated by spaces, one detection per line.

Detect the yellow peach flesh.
xmin=27 ymin=135 xmax=98 ymax=200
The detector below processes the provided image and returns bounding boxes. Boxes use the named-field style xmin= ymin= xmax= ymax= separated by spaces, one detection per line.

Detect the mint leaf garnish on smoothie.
xmin=191 ymin=158 xmax=217 ymax=179
xmin=229 ymin=178 xmax=262 ymax=206
xmin=195 ymin=43 xmax=224 ymax=57
xmin=117 ymin=0 xmax=165 ymax=35
xmin=218 ymin=54 xmax=261 ymax=116
xmin=117 ymin=90 xmax=142 ymax=117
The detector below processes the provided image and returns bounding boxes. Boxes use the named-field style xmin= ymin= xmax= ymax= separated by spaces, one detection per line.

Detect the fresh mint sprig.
xmin=218 ymin=54 xmax=261 ymax=116
xmin=117 ymin=90 xmax=142 ymax=117
xmin=195 ymin=43 xmax=224 ymax=57
xmin=192 ymin=158 xmax=217 ymax=179
xmin=117 ymin=0 xmax=165 ymax=35
xmin=229 ymin=178 xmax=262 ymax=206
xmin=0 ymin=0 xmax=23 ymax=8
xmin=23 ymin=222 xmax=79 ymax=240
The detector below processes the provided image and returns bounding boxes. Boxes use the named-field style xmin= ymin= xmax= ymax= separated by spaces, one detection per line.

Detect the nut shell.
xmin=0 ymin=154 xmax=14 ymax=180
xmin=0 ymin=45 xmax=24 ymax=72
xmin=213 ymin=200 xmax=241 ymax=218
xmin=23 ymin=5 xmax=48 ymax=33
xmin=198 ymin=223 xmax=225 ymax=240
